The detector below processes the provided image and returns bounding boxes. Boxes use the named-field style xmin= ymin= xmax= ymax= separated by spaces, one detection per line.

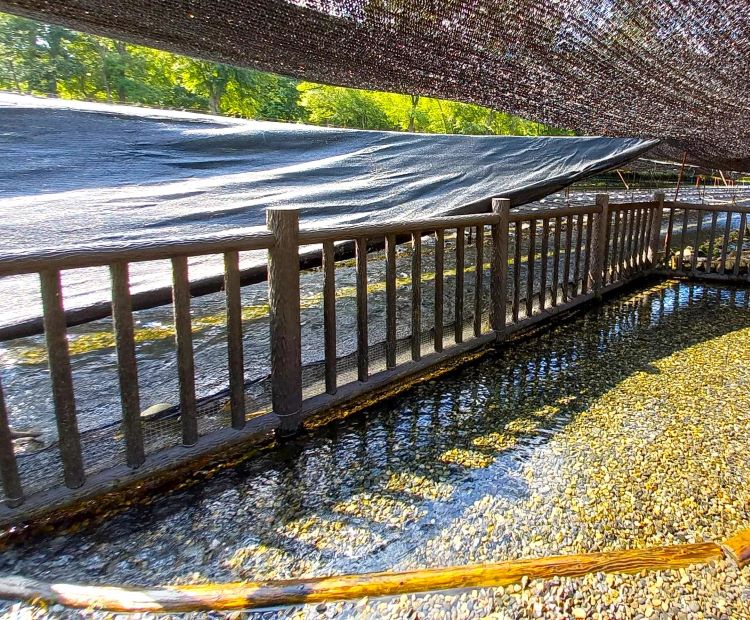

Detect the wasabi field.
xmin=3 ymin=280 xmax=750 ymax=619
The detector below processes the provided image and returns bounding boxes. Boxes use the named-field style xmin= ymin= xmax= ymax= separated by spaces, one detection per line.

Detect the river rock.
xmin=140 ymin=402 xmax=175 ymax=421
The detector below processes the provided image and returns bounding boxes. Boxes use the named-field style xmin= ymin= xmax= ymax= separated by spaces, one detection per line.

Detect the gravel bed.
xmin=2 ymin=282 xmax=750 ymax=619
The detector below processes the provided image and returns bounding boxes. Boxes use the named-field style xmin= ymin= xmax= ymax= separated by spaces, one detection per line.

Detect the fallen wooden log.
xmin=0 ymin=538 xmax=731 ymax=613
xmin=723 ymin=529 xmax=750 ymax=568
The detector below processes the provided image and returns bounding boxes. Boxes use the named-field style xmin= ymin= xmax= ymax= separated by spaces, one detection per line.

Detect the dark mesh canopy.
xmin=1 ymin=0 xmax=748 ymax=170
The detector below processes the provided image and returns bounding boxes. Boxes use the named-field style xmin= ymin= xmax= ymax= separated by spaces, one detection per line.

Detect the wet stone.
xmin=3 ymin=281 xmax=750 ymax=618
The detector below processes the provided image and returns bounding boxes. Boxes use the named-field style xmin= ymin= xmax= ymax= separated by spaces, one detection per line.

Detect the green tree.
xmin=0 ymin=13 xmax=33 ymax=92
xmin=298 ymin=83 xmax=394 ymax=130
xmin=0 ymin=11 xmax=573 ymax=136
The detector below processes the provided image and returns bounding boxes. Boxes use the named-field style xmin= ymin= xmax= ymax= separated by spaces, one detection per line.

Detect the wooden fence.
xmin=0 ymin=191 xmax=742 ymax=523
xmin=657 ymin=200 xmax=750 ymax=282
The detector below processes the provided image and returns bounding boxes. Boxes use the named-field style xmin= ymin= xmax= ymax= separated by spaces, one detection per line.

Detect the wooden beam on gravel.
xmin=0 ymin=536 xmax=742 ymax=613
xmin=723 ymin=529 xmax=750 ymax=568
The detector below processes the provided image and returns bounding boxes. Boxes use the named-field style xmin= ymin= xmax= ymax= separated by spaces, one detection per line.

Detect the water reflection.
xmin=3 ymin=280 xmax=750 ymax=603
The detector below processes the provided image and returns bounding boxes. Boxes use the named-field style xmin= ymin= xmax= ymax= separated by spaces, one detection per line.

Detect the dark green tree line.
xmin=0 ymin=12 xmax=571 ymax=136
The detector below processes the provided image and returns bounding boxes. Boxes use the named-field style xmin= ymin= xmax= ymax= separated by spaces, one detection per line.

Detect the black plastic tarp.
xmin=0 ymin=94 xmax=657 ymax=336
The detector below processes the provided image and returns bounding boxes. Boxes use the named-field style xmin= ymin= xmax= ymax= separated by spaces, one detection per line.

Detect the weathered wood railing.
xmin=657 ymin=200 xmax=750 ymax=281
xmin=0 ymin=191 xmax=705 ymax=521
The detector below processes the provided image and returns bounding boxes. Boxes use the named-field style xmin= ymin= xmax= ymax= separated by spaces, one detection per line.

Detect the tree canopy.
xmin=0 ymin=12 xmax=571 ymax=136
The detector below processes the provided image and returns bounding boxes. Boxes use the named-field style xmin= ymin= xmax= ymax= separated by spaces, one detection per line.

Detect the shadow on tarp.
xmin=0 ymin=93 xmax=657 ymax=336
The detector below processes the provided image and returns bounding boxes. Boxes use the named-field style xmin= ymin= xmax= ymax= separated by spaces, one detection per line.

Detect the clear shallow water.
xmin=3 ymin=280 xmax=750 ymax=620
xmin=3 ymin=185 xmax=748 ymax=443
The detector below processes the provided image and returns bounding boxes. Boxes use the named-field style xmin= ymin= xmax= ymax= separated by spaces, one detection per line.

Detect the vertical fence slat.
xmin=473 ymin=224 xmax=484 ymax=337
xmin=40 ymin=269 xmax=85 ymax=488
xmin=706 ymin=212 xmax=718 ymax=274
xmin=734 ymin=213 xmax=746 ymax=277
xmin=552 ymin=216 xmax=562 ymax=306
xmin=642 ymin=206 xmax=653 ymax=270
xmin=434 ymin=230 xmax=444 ymax=353
xmin=692 ymin=212 xmax=703 ymax=276
xmin=648 ymin=192 xmax=665 ymax=267
xmin=322 ymin=241 xmax=337 ymax=394
xmin=719 ymin=212 xmax=733 ymax=275
xmin=604 ymin=204 xmax=613 ymax=280
xmin=629 ymin=207 xmax=639 ymax=274
xmin=573 ymin=214 xmax=583 ymax=292
xmin=492 ymin=199 xmax=510 ymax=336
xmin=639 ymin=206 xmax=650 ymax=268
xmin=632 ymin=208 xmax=641 ymax=273
xmin=625 ymin=205 xmax=637 ymax=275
xmin=171 ymin=256 xmax=198 ymax=446
xmin=563 ymin=215 xmax=574 ymax=299
xmin=628 ymin=209 xmax=638 ymax=275
xmin=582 ymin=213 xmax=593 ymax=294
xmin=664 ymin=204 xmax=676 ymax=264
xmin=539 ymin=218 xmax=549 ymax=311
xmin=455 ymin=227 xmax=465 ymax=343
xmin=385 ymin=234 xmax=397 ymax=367
xmin=609 ymin=209 xmax=621 ymax=282
xmin=223 ymin=251 xmax=246 ymax=429
xmin=356 ymin=237 xmax=369 ymax=381
xmin=526 ymin=220 xmax=536 ymax=317
xmin=620 ymin=209 xmax=629 ymax=277
xmin=634 ymin=208 xmax=643 ymax=270
xmin=0 ymin=377 xmax=23 ymax=506
xmin=411 ymin=232 xmax=422 ymax=360
xmin=267 ymin=208 xmax=303 ymax=435
xmin=678 ymin=208 xmax=689 ymax=273
xmin=631 ymin=208 xmax=642 ymax=273
xmin=631 ymin=208 xmax=639 ymax=270
xmin=110 ymin=261 xmax=145 ymax=466
xmin=513 ymin=221 xmax=521 ymax=323
xmin=618 ymin=208 xmax=629 ymax=278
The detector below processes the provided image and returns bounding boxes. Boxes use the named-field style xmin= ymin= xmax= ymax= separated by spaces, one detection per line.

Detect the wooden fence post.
xmin=491 ymin=198 xmax=510 ymax=339
xmin=589 ymin=194 xmax=609 ymax=300
xmin=0 ymin=376 xmax=22 ymax=507
xmin=224 ymin=251 xmax=246 ymax=429
xmin=267 ymin=208 xmax=303 ymax=436
xmin=172 ymin=256 xmax=198 ymax=447
xmin=110 ymin=262 xmax=145 ymax=467
xmin=648 ymin=192 xmax=665 ymax=268
xmin=40 ymin=269 xmax=85 ymax=489
xmin=322 ymin=241 xmax=338 ymax=394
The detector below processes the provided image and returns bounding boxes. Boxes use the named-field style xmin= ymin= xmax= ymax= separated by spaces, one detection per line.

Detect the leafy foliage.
xmin=0 ymin=12 xmax=571 ymax=136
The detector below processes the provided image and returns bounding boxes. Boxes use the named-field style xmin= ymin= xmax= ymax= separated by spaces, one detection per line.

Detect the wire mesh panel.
xmin=506 ymin=211 xmax=602 ymax=324
xmin=662 ymin=207 xmax=750 ymax=278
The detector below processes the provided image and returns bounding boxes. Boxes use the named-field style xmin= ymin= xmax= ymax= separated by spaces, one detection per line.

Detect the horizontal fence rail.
xmin=0 ymin=191 xmax=742 ymax=522
xmin=659 ymin=200 xmax=750 ymax=281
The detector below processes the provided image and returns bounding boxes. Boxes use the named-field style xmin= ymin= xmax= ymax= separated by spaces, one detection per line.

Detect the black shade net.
xmin=0 ymin=0 xmax=746 ymax=169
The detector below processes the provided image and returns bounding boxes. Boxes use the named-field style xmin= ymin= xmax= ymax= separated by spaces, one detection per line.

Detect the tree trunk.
xmin=209 ymin=91 xmax=221 ymax=115
xmin=114 ymin=41 xmax=128 ymax=102
xmin=6 ymin=59 xmax=21 ymax=93
xmin=408 ymin=94 xmax=420 ymax=132
xmin=486 ymin=109 xmax=496 ymax=134
xmin=98 ymin=45 xmax=112 ymax=103
xmin=436 ymin=99 xmax=450 ymax=133
xmin=0 ymin=536 xmax=737 ymax=613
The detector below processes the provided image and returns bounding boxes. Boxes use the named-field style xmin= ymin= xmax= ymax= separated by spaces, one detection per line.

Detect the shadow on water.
xmin=2 ymin=280 xmax=750 ymax=588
